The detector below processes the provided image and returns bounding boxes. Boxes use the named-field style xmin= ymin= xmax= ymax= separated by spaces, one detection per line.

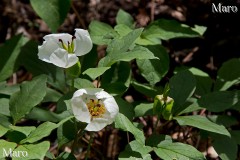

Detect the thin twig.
xmin=85 ymin=132 xmax=94 ymax=160
xmin=71 ymin=0 xmax=86 ymax=29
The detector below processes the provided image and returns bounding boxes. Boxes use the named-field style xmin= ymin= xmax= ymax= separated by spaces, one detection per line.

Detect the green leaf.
xmin=0 ymin=98 xmax=10 ymax=116
xmin=115 ymin=113 xmax=145 ymax=144
xmin=169 ymin=70 xmax=196 ymax=114
xmin=189 ymin=67 xmax=212 ymax=95
xmin=0 ymin=34 xmax=28 ymax=81
xmin=12 ymin=141 xmax=50 ymax=160
xmin=9 ymin=126 xmax=36 ymax=137
xmin=146 ymin=134 xmax=172 ymax=147
xmin=82 ymin=67 xmax=110 ymax=80
xmin=42 ymin=88 xmax=62 ymax=102
xmin=134 ymin=103 xmax=153 ymax=117
xmin=80 ymin=45 xmax=98 ymax=72
xmin=18 ymin=40 xmax=66 ymax=92
xmin=208 ymin=115 xmax=238 ymax=127
xmin=9 ymin=75 xmax=48 ymax=124
xmin=115 ymin=96 xmax=134 ymax=120
xmin=212 ymin=134 xmax=237 ymax=160
xmin=20 ymin=121 xmax=57 ymax=144
xmin=26 ymin=107 xmax=71 ymax=123
xmin=119 ymin=140 xmax=152 ymax=159
xmin=30 ymin=0 xmax=70 ymax=32
xmin=131 ymin=81 xmax=159 ymax=98
xmin=57 ymin=119 xmax=76 ymax=149
xmin=178 ymin=98 xmax=202 ymax=115
xmin=20 ymin=116 xmax=72 ymax=144
xmin=56 ymin=152 xmax=76 ymax=160
xmin=215 ymin=58 xmax=240 ymax=91
xmin=192 ymin=25 xmax=207 ymax=35
xmin=0 ymin=140 xmax=17 ymax=159
xmin=101 ymin=62 xmax=131 ymax=95
xmin=114 ymin=24 xmax=133 ymax=37
xmin=89 ymin=20 xmax=117 ymax=45
xmin=136 ymin=45 xmax=169 ymax=85
xmin=0 ymin=125 xmax=9 ymax=137
xmin=174 ymin=115 xmax=230 ymax=136
xmin=143 ymin=19 xmax=203 ymax=40
xmin=116 ymin=9 xmax=134 ymax=28
xmin=155 ymin=142 xmax=206 ymax=160
xmin=230 ymin=130 xmax=240 ymax=145
xmin=197 ymin=90 xmax=239 ymax=112
xmin=0 ymin=82 xmax=19 ymax=95
xmin=107 ymin=28 xmax=143 ymax=55
xmin=73 ymin=78 xmax=94 ymax=89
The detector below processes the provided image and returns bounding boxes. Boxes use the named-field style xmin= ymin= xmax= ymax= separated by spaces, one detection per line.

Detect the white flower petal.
xmin=49 ymin=49 xmax=78 ymax=68
xmin=84 ymin=88 xmax=104 ymax=96
xmin=96 ymin=90 xmax=113 ymax=99
xmin=85 ymin=118 xmax=109 ymax=131
xmin=71 ymin=96 xmax=91 ymax=123
xmin=38 ymin=40 xmax=59 ymax=62
xmin=72 ymin=89 xmax=87 ymax=98
xmin=74 ymin=29 xmax=93 ymax=56
xmin=103 ymin=96 xmax=119 ymax=119
xmin=44 ymin=33 xmax=72 ymax=45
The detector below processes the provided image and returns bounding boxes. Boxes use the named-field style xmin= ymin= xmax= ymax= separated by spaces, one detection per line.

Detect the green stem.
xmin=71 ymin=78 xmax=74 ymax=91
xmin=85 ymin=132 xmax=94 ymax=160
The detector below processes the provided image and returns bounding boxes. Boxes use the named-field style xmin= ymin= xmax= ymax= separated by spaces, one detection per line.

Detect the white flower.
xmin=38 ymin=29 xmax=92 ymax=68
xmin=71 ymin=88 xmax=119 ymax=131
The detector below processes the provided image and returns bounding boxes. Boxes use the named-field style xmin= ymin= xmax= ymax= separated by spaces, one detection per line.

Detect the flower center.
xmin=87 ymin=99 xmax=106 ymax=119
xmin=58 ymin=36 xmax=76 ymax=53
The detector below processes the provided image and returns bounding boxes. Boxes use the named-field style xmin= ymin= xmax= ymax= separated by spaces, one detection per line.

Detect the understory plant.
xmin=0 ymin=1 xmax=240 ymax=160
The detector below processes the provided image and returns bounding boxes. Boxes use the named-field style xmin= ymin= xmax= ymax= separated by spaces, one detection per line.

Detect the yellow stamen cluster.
xmin=87 ymin=99 xmax=106 ymax=119
xmin=58 ymin=36 xmax=75 ymax=53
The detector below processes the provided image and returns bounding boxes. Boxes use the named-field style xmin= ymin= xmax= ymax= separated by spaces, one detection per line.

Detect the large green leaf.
xmin=101 ymin=62 xmax=131 ymax=95
xmin=20 ymin=116 xmax=72 ymax=144
xmin=197 ymin=90 xmax=239 ymax=112
xmin=134 ymin=103 xmax=153 ymax=117
xmin=57 ymin=119 xmax=76 ymax=149
xmin=169 ymin=70 xmax=196 ymax=114
xmin=131 ymin=81 xmax=160 ymax=98
xmin=30 ymin=0 xmax=70 ymax=32
xmin=212 ymin=134 xmax=238 ymax=160
xmin=89 ymin=20 xmax=117 ymax=45
xmin=9 ymin=75 xmax=48 ymax=124
xmin=12 ymin=141 xmax=50 ymax=160
xmin=115 ymin=96 xmax=134 ymax=120
xmin=116 ymin=9 xmax=134 ymax=28
xmin=119 ymin=140 xmax=152 ymax=159
xmin=0 ymin=82 xmax=19 ymax=95
xmin=0 ymin=34 xmax=28 ymax=81
xmin=230 ymin=130 xmax=240 ymax=145
xmin=98 ymin=28 xmax=158 ymax=67
xmin=136 ymin=45 xmax=169 ymax=85
xmin=18 ymin=40 xmax=66 ymax=92
xmin=0 ymin=140 xmax=17 ymax=159
xmin=143 ymin=19 xmax=204 ymax=40
xmin=174 ymin=115 xmax=230 ymax=136
xmin=0 ymin=98 xmax=10 ymax=116
xmin=189 ymin=67 xmax=212 ymax=96
xmin=115 ymin=113 xmax=145 ymax=144
xmin=9 ymin=126 xmax=36 ymax=137
xmin=20 ymin=122 xmax=57 ymax=144
xmin=215 ymin=58 xmax=240 ymax=91
xmin=73 ymin=78 xmax=94 ymax=89
xmin=155 ymin=142 xmax=206 ymax=160
xmin=42 ymin=88 xmax=62 ymax=102
xmin=82 ymin=67 xmax=110 ymax=80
